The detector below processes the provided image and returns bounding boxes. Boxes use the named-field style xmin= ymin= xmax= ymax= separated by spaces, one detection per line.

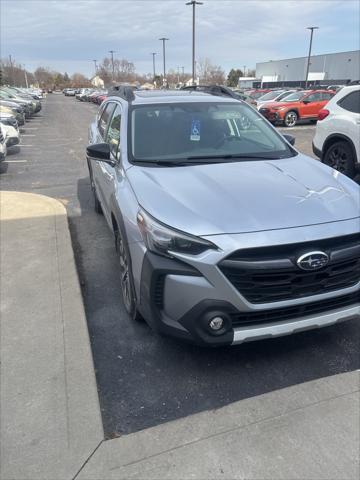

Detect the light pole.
xmin=151 ymin=52 xmax=157 ymax=79
xmin=305 ymin=26 xmax=319 ymax=88
xmin=243 ymin=65 xmax=246 ymax=77
xmin=159 ymin=38 xmax=169 ymax=85
xmin=93 ymin=59 xmax=98 ymax=75
xmin=186 ymin=0 xmax=203 ymax=85
xmin=109 ymin=50 xmax=116 ymax=81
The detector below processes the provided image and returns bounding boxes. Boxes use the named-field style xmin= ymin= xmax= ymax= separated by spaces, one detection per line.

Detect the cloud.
xmin=1 ymin=0 xmax=359 ymax=76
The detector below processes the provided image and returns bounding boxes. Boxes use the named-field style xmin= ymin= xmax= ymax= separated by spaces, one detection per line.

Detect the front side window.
xmin=305 ymin=93 xmax=322 ymax=102
xmin=98 ymin=102 xmax=115 ymax=138
xmin=129 ymin=102 xmax=295 ymax=165
xmin=337 ymin=91 xmax=360 ymax=114
xmin=105 ymin=104 xmax=122 ymax=159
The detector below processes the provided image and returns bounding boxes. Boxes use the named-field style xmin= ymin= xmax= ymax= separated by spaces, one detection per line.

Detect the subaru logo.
xmin=296 ymin=251 xmax=329 ymax=271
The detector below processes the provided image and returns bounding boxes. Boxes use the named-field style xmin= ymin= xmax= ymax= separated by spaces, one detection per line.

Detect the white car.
xmin=313 ymin=85 xmax=360 ymax=179
xmin=1 ymin=122 xmax=20 ymax=147
xmin=256 ymin=90 xmax=297 ymax=109
xmin=0 ymin=123 xmax=7 ymax=162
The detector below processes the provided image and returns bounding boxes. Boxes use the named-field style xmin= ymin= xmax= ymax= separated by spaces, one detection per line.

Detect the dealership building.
xmin=255 ymin=50 xmax=359 ymax=85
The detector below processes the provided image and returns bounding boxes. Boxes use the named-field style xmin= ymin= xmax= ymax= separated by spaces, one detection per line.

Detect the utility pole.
xmin=177 ymin=66 xmax=180 ymax=83
xmin=93 ymin=59 xmax=97 ymax=75
xmin=151 ymin=52 xmax=157 ymax=79
xmin=243 ymin=65 xmax=246 ymax=77
xmin=9 ymin=54 xmax=13 ymax=84
xmin=305 ymin=26 xmax=319 ymax=88
xmin=109 ymin=50 xmax=115 ymax=81
xmin=186 ymin=1 xmax=203 ymax=85
xmin=23 ymin=64 xmax=29 ymax=88
xmin=181 ymin=66 xmax=185 ymax=79
xmin=159 ymin=38 xmax=169 ymax=86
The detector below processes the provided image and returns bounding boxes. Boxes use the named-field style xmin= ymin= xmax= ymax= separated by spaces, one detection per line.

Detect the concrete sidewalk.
xmin=0 ymin=191 xmax=359 ymax=480
xmin=0 ymin=192 xmax=103 ymax=480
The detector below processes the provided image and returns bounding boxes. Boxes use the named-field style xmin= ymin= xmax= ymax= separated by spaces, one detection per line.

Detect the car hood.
xmin=126 ymin=155 xmax=360 ymax=236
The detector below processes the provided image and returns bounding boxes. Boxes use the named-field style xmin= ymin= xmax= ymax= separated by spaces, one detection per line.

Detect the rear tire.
xmin=283 ymin=111 xmax=298 ymax=127
xmin=323 ymin=141 xmax=356 ymax=179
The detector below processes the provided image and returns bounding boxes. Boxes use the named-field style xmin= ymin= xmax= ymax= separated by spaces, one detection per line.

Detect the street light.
xmin=159 ymin=38 xmax=169 ymax=85
xmin=243 ymin=65 xmax=246 ymax=77
xmin=305 ymin=26 xmax=319 ymax=88
xmin=109 ymin=50 xmax=116 ymax=80
xmin=151 ymin=52 xmax=157 ymax=79
xmin=92 ymin=59 xmax=98 ymax=75
xmin=186 ymin=1 xmax=203 ymax=85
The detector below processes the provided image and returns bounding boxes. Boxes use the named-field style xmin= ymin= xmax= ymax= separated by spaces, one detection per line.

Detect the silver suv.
xmin=87 ymin=87 xmax=360 ymax=347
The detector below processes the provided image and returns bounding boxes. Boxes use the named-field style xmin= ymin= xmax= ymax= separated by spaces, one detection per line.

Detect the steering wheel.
xmin=215 ymin=135 xmax=242 ymax=149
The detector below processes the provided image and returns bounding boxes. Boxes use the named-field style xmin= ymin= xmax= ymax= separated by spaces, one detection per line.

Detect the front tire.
xmin=283 ymin=111 xmax=298 ymax=127
xmin=323 ymin=141 xmax=356 ymax=178
xmin=115 ymin=230 xmax=143 ymax=322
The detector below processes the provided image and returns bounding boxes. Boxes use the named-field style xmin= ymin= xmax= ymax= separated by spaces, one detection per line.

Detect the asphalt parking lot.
xmin=1 ymin=95 xmax=359 ymax=438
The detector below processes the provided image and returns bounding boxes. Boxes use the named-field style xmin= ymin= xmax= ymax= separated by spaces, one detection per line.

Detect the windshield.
xmin=258 ymin=90 xmax=284 ymax=101
xmin=129 ymin=102 xmax=295 ymax=164
xmin=281 ymin=91 xmax=304 ymax=102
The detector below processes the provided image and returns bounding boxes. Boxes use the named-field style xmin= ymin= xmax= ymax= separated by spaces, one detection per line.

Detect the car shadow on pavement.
xmin=71 ymin=176 xmax=360 ymax=438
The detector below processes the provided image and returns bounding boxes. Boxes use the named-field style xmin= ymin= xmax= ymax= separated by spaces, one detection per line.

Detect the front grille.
xmin=0 ymin=130 xmax=4 ymax=143
xmin=231 ymin=290 xmax=360 ymax=328
xmin=219 ymin=234 xmax=360 ymax=304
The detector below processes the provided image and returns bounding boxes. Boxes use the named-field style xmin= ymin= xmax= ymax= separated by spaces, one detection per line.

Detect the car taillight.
xmin=318 ymin=109 xmax=329 ymax=121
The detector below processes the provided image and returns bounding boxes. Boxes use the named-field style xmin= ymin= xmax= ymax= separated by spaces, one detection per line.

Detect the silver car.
xmin=87 ymin=88 xmax=360 ymax=347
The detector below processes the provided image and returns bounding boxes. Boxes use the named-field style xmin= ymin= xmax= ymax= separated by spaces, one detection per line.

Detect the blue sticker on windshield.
xmin=190 ymin=119 xmax=200 ymax=141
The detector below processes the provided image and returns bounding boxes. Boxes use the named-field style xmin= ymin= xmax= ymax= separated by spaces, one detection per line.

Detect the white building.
xmin=256 ymin=50 xmax=359 ymax=83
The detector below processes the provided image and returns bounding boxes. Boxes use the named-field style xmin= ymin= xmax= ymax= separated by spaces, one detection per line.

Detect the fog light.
xmin=209 ymin=316 xmax=224 ymax=331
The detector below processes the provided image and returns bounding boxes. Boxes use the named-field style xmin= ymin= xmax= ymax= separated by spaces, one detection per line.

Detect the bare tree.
xmin=197 ymin=58 xmax=225 ymax=85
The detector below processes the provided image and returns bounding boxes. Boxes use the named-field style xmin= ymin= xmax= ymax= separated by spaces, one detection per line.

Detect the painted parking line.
xmin=19 ymin=144 xmax=34 ymax=147
xmin=21 ymin=134 xmax=36 ymax=137
xmin=22 ymin=127 xmax=38 ymax=130
xmin=6 ymin=160 xmax=28 ymax=163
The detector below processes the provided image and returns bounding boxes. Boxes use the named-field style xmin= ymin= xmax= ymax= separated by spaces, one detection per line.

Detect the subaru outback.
xmin=86 ymin=87 xmax=360 ymax=347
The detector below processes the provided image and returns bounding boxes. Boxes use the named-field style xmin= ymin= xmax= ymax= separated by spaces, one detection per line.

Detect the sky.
xmin=1 ymin=0 xmax=359 ymax=77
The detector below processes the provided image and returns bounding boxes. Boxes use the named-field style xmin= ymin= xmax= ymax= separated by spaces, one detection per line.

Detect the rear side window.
xmin=337 ymin=91 xmax=360 ymax=114
xmin=98 ymin=102 xmax=115 ymax=138
xmin=320 ymin=92 xmax=333 ymax=101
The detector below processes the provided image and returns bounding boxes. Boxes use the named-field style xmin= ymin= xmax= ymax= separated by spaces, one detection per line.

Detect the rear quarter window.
xmin=337 ymin=91 xmax=360 ymax=114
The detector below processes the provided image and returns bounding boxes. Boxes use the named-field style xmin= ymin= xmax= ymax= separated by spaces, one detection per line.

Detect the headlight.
xmin=272 ymin=106 xmax=286 ymax=111
xmin=137 ymin=208 xmax=217 ymax=257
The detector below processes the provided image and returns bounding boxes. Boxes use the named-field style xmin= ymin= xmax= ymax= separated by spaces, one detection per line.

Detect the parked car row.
xmin=63 ymin=87 xmax=109 ymax=104
xmin=256 ymin=89 xmax=336 ymax=127
xmin=0 ymin=86 xmax=42 ymax=164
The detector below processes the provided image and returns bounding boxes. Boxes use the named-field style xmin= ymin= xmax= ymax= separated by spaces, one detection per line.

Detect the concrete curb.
xmin=0 ymin=191 xmax=104 ymax=480
xmin=77 ymin=370 xmax=359 ymax=479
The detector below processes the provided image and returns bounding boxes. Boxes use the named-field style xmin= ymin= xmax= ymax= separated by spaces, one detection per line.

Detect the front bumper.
xmin=138 ymin=249 xmax=360 ymax=347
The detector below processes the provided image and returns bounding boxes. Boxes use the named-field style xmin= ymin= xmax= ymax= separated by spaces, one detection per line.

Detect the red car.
xmin=259 ymin=89 xmax=335 ymax=127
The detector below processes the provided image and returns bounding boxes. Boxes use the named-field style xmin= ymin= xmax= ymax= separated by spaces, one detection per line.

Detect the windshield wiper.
xmin=186 ymin=154 xmax=283 ymax=161
xmin=132 ymin=154 xmax=285 ymax=167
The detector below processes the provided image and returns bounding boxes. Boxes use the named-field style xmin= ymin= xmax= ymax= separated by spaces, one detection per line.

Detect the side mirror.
xmin=302 ymin=98 xmax=310 ymax=104
xmin=283 ymin=134 xmax=295 ymax=146
xmin=86 ymin=143 xmax=115 ymax=166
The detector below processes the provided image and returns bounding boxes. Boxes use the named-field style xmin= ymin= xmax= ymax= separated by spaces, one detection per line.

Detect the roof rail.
xmin=180 ymin=84 xmax=239 ymax=99
xmin=111 ymin=85 xmax=138 ymax=102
